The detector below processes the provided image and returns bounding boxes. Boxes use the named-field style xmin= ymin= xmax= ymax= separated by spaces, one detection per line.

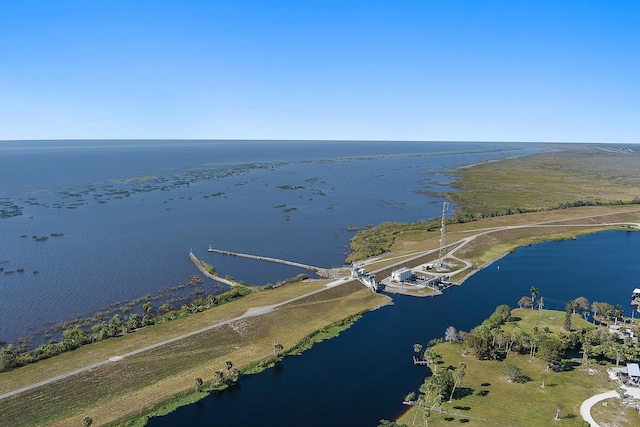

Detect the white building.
xmin=391 ymin=267 xmax=413 ymax=282
xmin=628 ymin=363 xmax=640 ymax=385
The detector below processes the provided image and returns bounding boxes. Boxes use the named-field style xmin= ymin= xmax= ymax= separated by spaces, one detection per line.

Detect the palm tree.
xmin=225 ymin=360 xmax=233 ymax=373
xmin=423 ymin=348 xmax=442 ymax=372
xmin=142 ymin=302 xmax=153 ymax=315
xmin=195 ymin=377 xmax=203 ymax=392
xmin=82 ymin=417 xmax=93 ymax=427
xmin=449 ymin=362 xmax=466 ymax=402
xmin=530 ymin=286 xmax=539 ymax=308
xmin=538 ymin=297 xmax=545 ymax=318
xmin=612 ymin=304 xmax=623 ymax=325
xmin=555 ymin=402 xmax=563 ymax=420
xmin=213 ymin=370 xmax=224 ymax=385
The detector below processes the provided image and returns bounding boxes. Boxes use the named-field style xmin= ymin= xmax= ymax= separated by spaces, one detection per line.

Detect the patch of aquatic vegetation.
xmin=378 ymin=199 xmax=408 ymax=208
xmin=277 ymin=185 xmax=306 ymax=190
xmin=0 ymin=198 xmax=22 ymax=219
xmin=4 ymin=148 xmax=517 ymax=219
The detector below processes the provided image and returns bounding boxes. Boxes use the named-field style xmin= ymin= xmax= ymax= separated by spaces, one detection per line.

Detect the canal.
xmin=148 ymin=230 xmax=640 ymax=426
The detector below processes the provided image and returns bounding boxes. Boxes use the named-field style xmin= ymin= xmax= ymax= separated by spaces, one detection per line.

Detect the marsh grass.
xmin=448 ymin=145 xmax=640 ymax=217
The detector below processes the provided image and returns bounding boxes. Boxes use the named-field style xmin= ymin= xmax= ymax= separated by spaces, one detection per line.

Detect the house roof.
xmin=628 ymin=363 xmax=640 ymax=378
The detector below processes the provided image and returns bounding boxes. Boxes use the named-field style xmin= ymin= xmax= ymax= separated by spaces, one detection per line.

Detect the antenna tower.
xmin=438 ymin=202 xmax=448 ymax=265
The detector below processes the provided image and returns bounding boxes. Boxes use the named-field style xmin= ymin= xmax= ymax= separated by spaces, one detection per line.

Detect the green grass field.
xmin=398 ymin=309 xmax=619 ymax=427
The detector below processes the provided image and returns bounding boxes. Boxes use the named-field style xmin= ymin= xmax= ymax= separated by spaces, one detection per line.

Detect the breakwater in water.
xmin=189 ymin=250 xmax=237 ymax=286
xmin=207 ymin=246 xmax=334 ymax=278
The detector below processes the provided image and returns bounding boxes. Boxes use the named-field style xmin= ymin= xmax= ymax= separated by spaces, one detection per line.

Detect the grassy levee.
xmin=352 ymin=144 xmax=640 ymax=279
xmin=0 ymin=280 xmax=388 ymax=426
xmin=357 ymin=205 xmax=640 ymax=284
xmin=398 ymin=309 xmax=617 ymax=426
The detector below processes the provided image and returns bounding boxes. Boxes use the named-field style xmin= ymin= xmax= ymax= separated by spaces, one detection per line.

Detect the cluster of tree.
xmin=410 ymin=337 xmax=468 ymax=423
xmin=556 ymin=198 xmax=640 ymax=209
xmin=214 ymin=360 xmax=241 ymax=386
xmin=591 ymin=301 xmax=625 ymax=324
xmin=194 ymin=359 xmax=242 ymax=394
xmin=406 ymin=360 xmax=466 ymax=425
xmin=458 ymin=301 xmax=640 ymax=372
xmin=0 ymin=285 xmax=253 ymax=372
xmin=565 ymin=297 xmax=590 ymax=330
xmin=400 ymin=299 xmax=640 ymax=426
xmin=517 ymin=286 xmax=544 ymax=310
xmin=450 ymin=198 xmax=640 ymax=224
xmin=580 ymin=327 xmax=640 ymax=367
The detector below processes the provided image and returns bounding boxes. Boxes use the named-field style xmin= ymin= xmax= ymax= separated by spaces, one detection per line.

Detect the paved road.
xmin=580 ymin=386 xmax=640 ymax=426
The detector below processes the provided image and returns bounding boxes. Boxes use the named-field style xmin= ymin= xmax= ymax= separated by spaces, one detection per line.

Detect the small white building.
xmin=391 ymin=267 xmax=413 ymax=282
xmin=628 ymin=363 xmax=640 ymax=385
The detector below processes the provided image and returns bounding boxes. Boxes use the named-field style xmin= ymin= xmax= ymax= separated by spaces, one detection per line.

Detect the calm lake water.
xmin=0 ymin=140 xmax=545 ymax=344
xmin=148 ymin=230 xmax=640 ymax=427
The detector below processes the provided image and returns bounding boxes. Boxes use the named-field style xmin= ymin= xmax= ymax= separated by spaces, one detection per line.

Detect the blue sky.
xmin=1 ymin=1 xmax=638 ymax=142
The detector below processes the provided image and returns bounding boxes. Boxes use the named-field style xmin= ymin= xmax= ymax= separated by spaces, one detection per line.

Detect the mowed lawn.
xmin=0 ymin=280 xmax=388 ymax=427
xmin=398 ymin=309 xmax=619 ymax=427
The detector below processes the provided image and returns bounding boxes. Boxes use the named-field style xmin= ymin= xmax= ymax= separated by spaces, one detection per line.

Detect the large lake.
xmin=0 ymin=140 xmax=544 ymax=343
xmin=148 ymin=230 xmax=640 ymax=426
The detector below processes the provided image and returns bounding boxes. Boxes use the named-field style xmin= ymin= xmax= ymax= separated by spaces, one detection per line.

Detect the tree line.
xmin=462 ymin=296 xmax=639 ymax=369
xmin=0 ymin=285 xmax=252 ymax=372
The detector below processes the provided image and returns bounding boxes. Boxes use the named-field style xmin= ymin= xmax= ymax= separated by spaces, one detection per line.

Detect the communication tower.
xmin=438 ymin=202 xmax=448 ymax=266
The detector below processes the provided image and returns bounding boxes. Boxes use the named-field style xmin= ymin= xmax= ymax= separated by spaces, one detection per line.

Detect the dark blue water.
xmin=148 ymin=230 xmax=640 ymax=427
xmin=0 ymin=140 xmax=546 ymax=343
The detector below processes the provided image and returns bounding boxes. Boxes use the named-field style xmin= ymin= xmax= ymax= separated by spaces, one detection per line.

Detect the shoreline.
xmin=0 ymin=279 xmax=389 ymax=427
xmin=132 ymin=297 xmax=393 ymax=427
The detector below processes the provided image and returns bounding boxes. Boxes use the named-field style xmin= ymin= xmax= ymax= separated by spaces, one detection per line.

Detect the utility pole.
xmin=438 ymin=202 xmax=448 ymax=267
